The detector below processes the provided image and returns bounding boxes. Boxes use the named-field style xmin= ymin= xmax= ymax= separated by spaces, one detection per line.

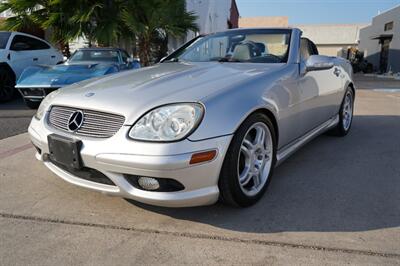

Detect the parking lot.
xmin=0 ymin=76 xmax=399 ymax=265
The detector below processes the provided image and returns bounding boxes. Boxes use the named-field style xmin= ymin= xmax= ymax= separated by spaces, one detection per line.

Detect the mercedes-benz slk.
xmin=28 ymin=28 xmax=355 ymax=207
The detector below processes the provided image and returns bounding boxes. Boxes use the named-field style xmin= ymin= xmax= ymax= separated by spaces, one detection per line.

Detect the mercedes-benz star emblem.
xmin=67 ymin=111 xmax=84 ymax=132
xmin=85 ymin=92 xmax=95 ymax=97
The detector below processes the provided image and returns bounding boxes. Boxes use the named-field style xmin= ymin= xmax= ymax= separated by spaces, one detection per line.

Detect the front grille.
xmin=48 ymin=106 xmax=125 ymax=138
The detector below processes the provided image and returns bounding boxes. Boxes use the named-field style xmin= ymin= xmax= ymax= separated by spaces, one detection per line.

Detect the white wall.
xmin=168 ymin=0 xmax=232 ymax=52
xmin=359 ymin=5 xmax=400 ymax=72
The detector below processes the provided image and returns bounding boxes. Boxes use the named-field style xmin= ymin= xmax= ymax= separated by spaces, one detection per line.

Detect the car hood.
xmin=50 ymin=62 xmax=286 ymax=125
xmin=17 ymin=63 xmax=115 ymax=87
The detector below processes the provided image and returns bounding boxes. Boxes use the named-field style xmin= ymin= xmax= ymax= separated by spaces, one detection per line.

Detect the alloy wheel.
xmin=237 ymin=122 xmax=273 ymax=197
xmin=342 ymin=91 xmax=353 ymax=131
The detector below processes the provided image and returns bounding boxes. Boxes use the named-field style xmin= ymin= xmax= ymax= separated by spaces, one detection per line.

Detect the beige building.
xmin=239 ymin=16 xmax=366 ymax=57
xmin=296 ymin=24 xmax=367 ymax=56
xmin=239 ymin=16 xmax=288 ymax=28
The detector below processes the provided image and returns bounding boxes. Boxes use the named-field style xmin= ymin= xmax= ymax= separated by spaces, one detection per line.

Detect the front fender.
xmin=188 ymin=65 xmax=297 ymax=143
xmin=17 ymin=66 xmax=47 ymax=84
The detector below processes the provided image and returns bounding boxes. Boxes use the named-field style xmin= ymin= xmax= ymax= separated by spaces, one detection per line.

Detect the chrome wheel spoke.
xmin=240 ymin=170 xmax=253 ymax=186
xmin=254 ymin=126 xmax=265 ymax=146
xmin=240 ymin=145 xmax=251 ymax=159
xmin=252 ymin=173 xmax=261 ymax=187
xmin=243 ymin=138 xmax=254 ymax=150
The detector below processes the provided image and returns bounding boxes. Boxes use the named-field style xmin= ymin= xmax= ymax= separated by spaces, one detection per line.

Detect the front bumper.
xmin=28 ymin=115 xmax=232 ymax=207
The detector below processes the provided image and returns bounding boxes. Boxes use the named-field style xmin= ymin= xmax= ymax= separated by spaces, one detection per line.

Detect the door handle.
xmin=333 ymin=68 xmax=341 ymax=77
xmin=33 ymin=58 xmax=38 ymax=61
xmin=51 ymin=55 xmax=56 ymax=58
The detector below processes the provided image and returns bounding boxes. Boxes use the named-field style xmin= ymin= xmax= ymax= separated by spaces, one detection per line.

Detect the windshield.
xmin=166 ymin=29 xmax=291 ymax=63
xmin=0 ymin=32 xmax=11 ymax=49
xmin=69 ymin=50 xmax=119 ymax=63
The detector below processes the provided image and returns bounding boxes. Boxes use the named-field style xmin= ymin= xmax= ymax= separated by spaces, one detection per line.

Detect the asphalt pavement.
xmin=0 ymin=76 xmax=399 ymax=265
xmin=0 ymin=97 xmax=35 ymax=140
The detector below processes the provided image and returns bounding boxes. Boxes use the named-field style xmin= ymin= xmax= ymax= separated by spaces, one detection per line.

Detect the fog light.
xmin=138 ymin=177 xmax=160 ymax=191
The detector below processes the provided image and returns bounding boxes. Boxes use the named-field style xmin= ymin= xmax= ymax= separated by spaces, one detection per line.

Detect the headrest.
xmin=232 ymin=44 xmax=251 ymax=61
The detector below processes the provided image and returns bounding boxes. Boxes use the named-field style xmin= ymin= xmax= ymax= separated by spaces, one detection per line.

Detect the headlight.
xmin=34 ymin=90 xmax=60 ymax=120
xmin=129 ymin=103 xmax=204 ymax=142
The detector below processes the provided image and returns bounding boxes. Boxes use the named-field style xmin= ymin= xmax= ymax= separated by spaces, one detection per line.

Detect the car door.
xmin=298 ymin=38 xmax=343 ymax=134
xmin=29 ymin=37 xmax=60 ymax=65
xmin=8 ymin=34 xmax=39 ymax=79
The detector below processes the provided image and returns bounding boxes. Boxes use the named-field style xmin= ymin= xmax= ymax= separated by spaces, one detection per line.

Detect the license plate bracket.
xmin=48 ymin=134 xmax=82 ymax=169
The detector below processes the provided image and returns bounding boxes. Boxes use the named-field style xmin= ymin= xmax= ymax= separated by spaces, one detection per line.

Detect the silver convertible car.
xmin=28 ymin=28 xmax=355 ymax=207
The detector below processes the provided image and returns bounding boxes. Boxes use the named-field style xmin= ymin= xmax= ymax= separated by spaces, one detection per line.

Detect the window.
xmin=300 ymin=38 xmax=318 ymax=61
xmin=384 ymin=22 xmax=394 ymax=31
xmin=121 ymin=50 xmax=130 ymax=63
xmin=0 ymin=32 xmax=11 ymax=49
xmin=10 ymin=35 xmax=50 ymax=51
xmin=69 ymin=50 xmax=120 ymax=62
xmin=167 ymin=29 xmax=292 ymax=64
xmin=309 ymin=40 xmax=319 ymax=55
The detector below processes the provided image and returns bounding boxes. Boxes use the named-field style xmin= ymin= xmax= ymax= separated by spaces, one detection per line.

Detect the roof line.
xmin=372 ymin=4 xmax=400 ymax=18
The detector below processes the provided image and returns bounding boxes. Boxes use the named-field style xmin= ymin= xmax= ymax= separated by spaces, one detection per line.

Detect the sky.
xmin=236 ymin=0 xmax=400 ymax=24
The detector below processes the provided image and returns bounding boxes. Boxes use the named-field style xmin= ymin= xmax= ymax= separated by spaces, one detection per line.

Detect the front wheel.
xmin=329 ymin=87 xmax=354 ymax=136
xmin=219 ymin=113 xmax=277 ymax=207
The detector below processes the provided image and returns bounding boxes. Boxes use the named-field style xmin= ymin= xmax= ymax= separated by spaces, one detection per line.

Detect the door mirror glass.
xmin=306 ymin=55 xmax=334 ymax=71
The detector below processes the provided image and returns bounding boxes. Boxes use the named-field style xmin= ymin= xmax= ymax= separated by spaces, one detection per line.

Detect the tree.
xmin=0 ymin=0 xmax=198 ymax=65
xmin=122 ymin=0 xmax=198 ymax=65
xmin=0 ymin=0 xmax=81 ymax=56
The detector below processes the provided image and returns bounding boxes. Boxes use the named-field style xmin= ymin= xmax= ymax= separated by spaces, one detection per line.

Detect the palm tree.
xmin=0 ymin=0 xmax=198 ymax=65
xmin=121 ymin=0 xmax=198 ymax=66
xmin=0 ymin=0 xmax=79 ymax=56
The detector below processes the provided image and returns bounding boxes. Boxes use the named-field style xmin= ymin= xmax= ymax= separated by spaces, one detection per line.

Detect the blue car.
xmin=16 ymin=47 xmax=140 ymax=108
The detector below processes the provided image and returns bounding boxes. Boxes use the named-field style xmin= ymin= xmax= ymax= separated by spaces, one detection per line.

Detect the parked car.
xmin=0 ymin=31 xmax=63 ymax=102
xmin=16 ymin=47 xmax=141 ymax=108
xmin=28 ymin=28 xmax=355 ymax=208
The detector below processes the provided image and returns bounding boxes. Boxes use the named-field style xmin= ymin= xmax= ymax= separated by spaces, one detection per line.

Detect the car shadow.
xmin=0 ymin=97 xmax=30 ymax=111
xmin=126 ymin=115 xmax=400 ymax=233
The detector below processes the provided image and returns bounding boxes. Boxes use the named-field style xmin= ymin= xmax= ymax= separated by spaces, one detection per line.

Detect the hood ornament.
xmin=85 ymin=92 xmax=95 ymax=97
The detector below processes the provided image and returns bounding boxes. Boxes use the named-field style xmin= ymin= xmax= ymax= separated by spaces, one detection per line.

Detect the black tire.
xmin=24 ymin=98 xmax=41 ymax=109
xmin=219 ymin=113 xmax=277 ymax=207
xmin=328 ymin=87 xmax=354 ymax=137
xmin=0 ymin=66 xmax=16 ymax=102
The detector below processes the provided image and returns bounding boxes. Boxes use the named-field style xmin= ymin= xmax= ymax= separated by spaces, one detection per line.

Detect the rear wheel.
xmin=219 ymin=113 xmax=277 ymax=207
xmin=0 ymin=66 xmax=16 ymax=102
xmin=329 ymin=87 xmax=354 ymax=136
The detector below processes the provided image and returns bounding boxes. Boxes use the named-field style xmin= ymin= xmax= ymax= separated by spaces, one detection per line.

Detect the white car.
xmin=0 ymin=31 xmax=63 ymax=102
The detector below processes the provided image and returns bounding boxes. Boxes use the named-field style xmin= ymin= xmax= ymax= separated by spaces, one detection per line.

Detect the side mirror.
xmin=11 ymin=42 xmax=30 ymax=51
xmin=306 ymin=55 xmax=334 ymax=72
